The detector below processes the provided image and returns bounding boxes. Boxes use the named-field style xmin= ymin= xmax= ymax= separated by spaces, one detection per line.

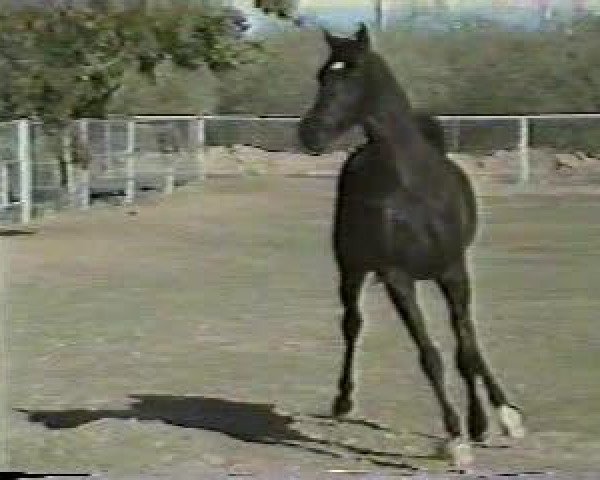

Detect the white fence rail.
xmin=1 ymin=113 xmax=600 ymax=225
xmin=0 ymin=116 xmax=206 ymax=224
xmin=436 ymin=113 xmax=600 ymax=184
xmin=202 ymin=113 xmax=600 ymax=185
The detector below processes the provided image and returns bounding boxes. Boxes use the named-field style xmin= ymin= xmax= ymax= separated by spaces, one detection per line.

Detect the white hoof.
xmin=439 ymin=438 xmax=474 ymax=467
xmin=498 ymin=405 xmax=526 ymax=439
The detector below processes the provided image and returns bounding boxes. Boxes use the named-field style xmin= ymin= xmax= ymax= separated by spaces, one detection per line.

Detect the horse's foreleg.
xmin=437 ymin=260 xmax=525 ymax=441
xmin=436 ymin=262 xmax=488 ymax=442
xmin=383 ymin=269 xmax=470 ymax=465
xmin=332 ymin=269 xmax=367 ymax=417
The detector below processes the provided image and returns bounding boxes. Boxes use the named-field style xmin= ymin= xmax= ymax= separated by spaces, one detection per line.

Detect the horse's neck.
xmin=362 ymin=102 xmax=433 ymax=187
xmin=362 ymin=75 xmax=421 ymax=147
xmin=356 ymin=57 xmax=444 ymax=190
xmin=364 ymin=110 xmax=420 ymax=147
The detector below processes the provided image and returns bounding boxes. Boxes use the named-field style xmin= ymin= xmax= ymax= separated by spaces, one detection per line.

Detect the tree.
xmin=253 ymin=0 xmax=389 ymax=30
xmin=0 ymin=5 xmax=260 ymax=187
xmin=0 ymin=6 xmax=258 ymax=123
xmin=253 ymin=0 xmax=298 ymax=19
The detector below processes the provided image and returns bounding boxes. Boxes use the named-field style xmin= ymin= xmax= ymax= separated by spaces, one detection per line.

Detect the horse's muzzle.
xmin=298 ymin=117 xmax=328 ymax=154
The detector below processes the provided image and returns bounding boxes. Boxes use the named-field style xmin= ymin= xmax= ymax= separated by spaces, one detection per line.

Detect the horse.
xmin=297 ymin=24 xmax=525 ymax=465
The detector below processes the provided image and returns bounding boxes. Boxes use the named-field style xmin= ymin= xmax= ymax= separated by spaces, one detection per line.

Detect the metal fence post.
xmin=78 ymin=120 xmax=90 ymax=210
xmin=80 ymin=169 xmax=90 ymax=210
xmin=375 ymin=0 xmax=384 ymax=30
xmin=518 ymin=116 xmax=530 ymax=185
xmin=125 ymin=155 xmax=135 ymax=205
xmin=62 ymin=127 xmax=76 ymax=205
xmin=0 ymin=163 xmax=8 ymax=208
xmin=0 ymin=175 xmax=7 ymax=470
xmin=125 ymin=120 xmax=135 ymax=204
xmin=165 ymin=163 xmax=175 ymax=195
xmin=164 ymin=121 xmax=175 ymax=195
xmin=451 ymin=117 xmax=460 ymax=152
xmin=18 ymin=119 xmax=32 ymax=224
xmin=104 ymin=120 xmax=112 ymax=171
xmin=196 ymin=116 xmax=206 ymax=181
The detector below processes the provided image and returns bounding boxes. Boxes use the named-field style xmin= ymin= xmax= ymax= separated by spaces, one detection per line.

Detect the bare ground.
xmin=3 ymin=175 xmax=600 ymax=478
xmin=200 ymin=146 xmax=600 ymax=187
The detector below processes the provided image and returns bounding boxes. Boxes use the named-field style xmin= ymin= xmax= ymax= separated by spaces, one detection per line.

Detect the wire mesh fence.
xmin=76 ymin=117 xmax=204 ymax=200
xmin=1 ymin=113 xmax=600 ymax=225
xmin=3 ymin=116 xmax=205 ymax=225
xmin=0 ymin=120 xmax=30 ymax=225
xmin=0 ymin=121 xmax=18 ymax=219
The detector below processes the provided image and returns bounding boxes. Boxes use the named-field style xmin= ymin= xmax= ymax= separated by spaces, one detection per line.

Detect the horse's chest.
xmin=334 ymin=172 xmax=462 ymax=274
xmin=334 ymin=190 xmax=431 ymax=243
xmin=339 ymin=154 xmax=394 ymax=192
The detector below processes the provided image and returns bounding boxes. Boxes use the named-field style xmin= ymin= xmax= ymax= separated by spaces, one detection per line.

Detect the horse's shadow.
xmin=17 ymin=394 xmax=433 ymax=470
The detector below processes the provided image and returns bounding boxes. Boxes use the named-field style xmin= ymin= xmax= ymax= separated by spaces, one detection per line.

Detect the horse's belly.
xmin=333 ymin=205 xmax=387 ymax=266
xmin=334 ymin=202 xmax=464 ymax=278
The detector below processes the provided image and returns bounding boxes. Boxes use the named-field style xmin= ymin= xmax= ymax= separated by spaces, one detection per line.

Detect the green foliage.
xmin=217 ymin=27 xmax=600 ymax=115
xmin=253 ymin=0 xmax=299 ymax=19
xmin=217 ymin=29 xmax=323 ymax=114
xmin=0 ymin=5 xmax=260 ymax=125
xmin=109 ymin=60 xmax=219 ymax=115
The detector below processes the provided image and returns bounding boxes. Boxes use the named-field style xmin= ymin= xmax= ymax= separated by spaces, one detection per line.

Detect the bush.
xmin=109 ymin=60 xmax=219 ymax=115
xmin=214 ymin=24 xmax=600 ymax=153
xmin=217 ymin=26 xmax=600 ymax=116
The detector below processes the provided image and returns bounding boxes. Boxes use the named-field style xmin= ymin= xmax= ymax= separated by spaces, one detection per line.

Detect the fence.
xmin=0 ymin=115 xmax=205 ymax=225
xmin=1 ymin=113 xmax=600 ymax=225
xmin=76 ymin=116 xmax=205 ymax=202
xmin=202 ymin=113 xmax=600 ymax=185
xmin=0 ymin=120 xmax=31 ymax=224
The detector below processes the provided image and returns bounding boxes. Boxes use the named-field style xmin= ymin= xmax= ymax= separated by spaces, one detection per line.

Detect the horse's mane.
xmin=413 ymin=113 xmax=446 ymax=155
xmin=363 ymin=53 xmax=446 ymax=155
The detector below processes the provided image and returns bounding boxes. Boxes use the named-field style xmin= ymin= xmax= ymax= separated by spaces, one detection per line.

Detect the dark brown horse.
xmin=298 ymin=24 xmax=525 ymax=465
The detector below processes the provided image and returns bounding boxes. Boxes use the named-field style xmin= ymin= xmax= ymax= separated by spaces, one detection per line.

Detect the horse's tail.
xmin=414 ymin=112 xmax=446 ymax=155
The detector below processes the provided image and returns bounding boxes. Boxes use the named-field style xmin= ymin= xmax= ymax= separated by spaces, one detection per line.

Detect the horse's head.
xmin=298 ymin=23 xmax=372 ymax=154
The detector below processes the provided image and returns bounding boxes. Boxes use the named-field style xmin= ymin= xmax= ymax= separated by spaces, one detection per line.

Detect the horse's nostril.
xmin=299 ymin=132 xmax=324 ymax=154
xmin=300 ymin=116 xmax=331 ymax=154
xmin=298 ymin=120 xmax=317 ymax=149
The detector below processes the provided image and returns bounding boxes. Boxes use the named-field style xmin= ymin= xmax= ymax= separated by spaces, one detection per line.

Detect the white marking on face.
xmin=330 ymin=61 xmax=346 ymax=71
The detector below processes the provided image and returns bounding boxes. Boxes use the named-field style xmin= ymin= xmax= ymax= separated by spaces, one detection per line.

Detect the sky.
xmin=238 ymin=0 xmax=600 ymax=33
xmin=292 ymin=0 xmax=600 ymax=9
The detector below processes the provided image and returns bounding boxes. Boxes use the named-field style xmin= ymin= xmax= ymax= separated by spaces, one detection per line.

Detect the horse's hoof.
xmin=332 ymin=396 xmax=352 ymax=417
xmin=438 ymin=438 xmax=474 ymax=467
xmin=469 ymin=430 xmax=489 ymax=444
xmin=468 ymin=415 xmax=489 ymax=443
xmin=498 ymin=404 xmax=526 ymax=439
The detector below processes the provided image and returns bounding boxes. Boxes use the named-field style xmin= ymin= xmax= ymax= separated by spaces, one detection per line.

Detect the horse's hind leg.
xmin=332 ymin=268 xmax=367 ymax=417
xmin=436 ymin=260 xmax=525 ymax=441
xmin=383 ymin=269 xmax=471 ymax=464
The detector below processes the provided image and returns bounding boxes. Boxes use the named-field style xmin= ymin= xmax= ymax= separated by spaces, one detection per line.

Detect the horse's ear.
xmin=355 ymin=22 xmax=370 ymax=49
xmin=322 ymin=28 xmax=337 ymax=48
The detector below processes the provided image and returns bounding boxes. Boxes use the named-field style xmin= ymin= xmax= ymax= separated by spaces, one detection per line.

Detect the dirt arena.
xmin=4 ymin=174 xmax=600 ymax=478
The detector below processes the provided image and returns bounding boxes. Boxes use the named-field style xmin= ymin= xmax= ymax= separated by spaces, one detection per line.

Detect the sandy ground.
xmin=199 ymin=146 xmax=600 ymax=187
xmin=3 ymin=175 xmax=600 ymax=479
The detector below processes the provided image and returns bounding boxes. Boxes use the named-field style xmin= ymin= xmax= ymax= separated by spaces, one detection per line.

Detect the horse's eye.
xmin=329 ymin=61 xmax=346 ymax=71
